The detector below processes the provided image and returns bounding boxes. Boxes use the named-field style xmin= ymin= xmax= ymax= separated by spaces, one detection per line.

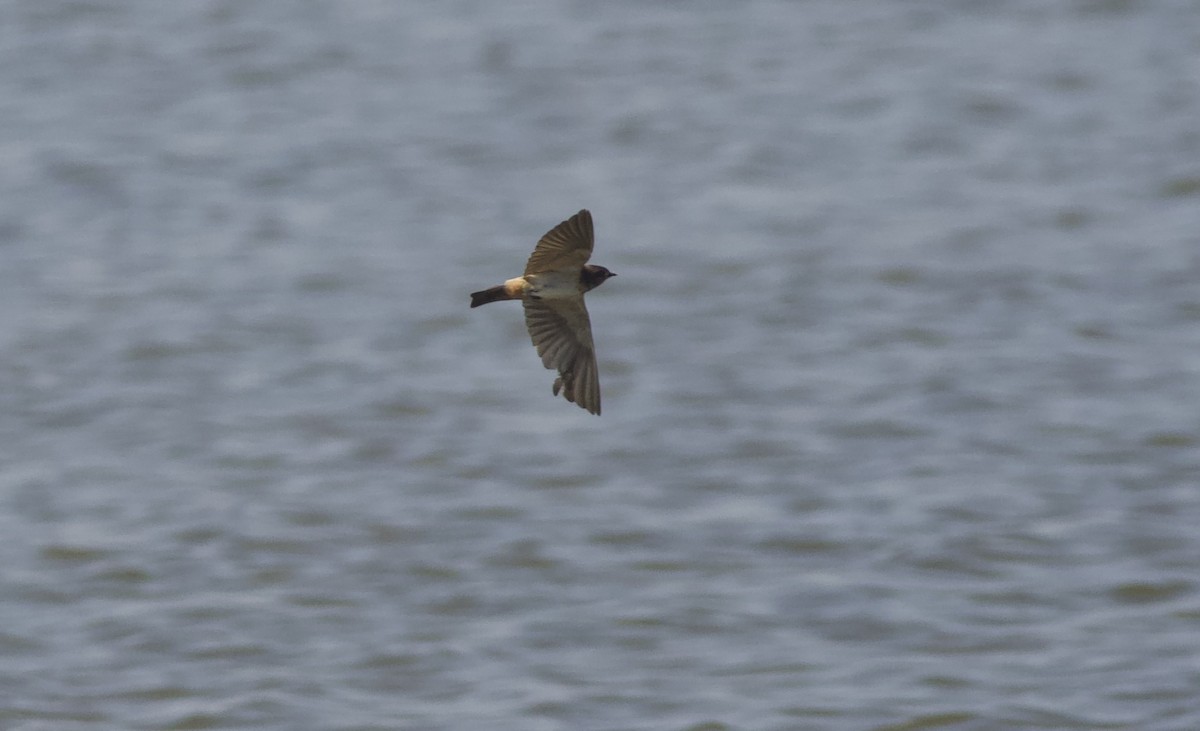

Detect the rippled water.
xmin=2 ymin=2 xmax=1199 ymax=730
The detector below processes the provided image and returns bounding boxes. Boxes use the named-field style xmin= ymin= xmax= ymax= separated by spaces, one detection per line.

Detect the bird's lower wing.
xmin=523 ymin=298 xmax=601 ymax=415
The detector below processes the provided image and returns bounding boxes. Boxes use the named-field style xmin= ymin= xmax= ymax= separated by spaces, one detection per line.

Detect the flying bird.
xmin=470 ymin=209 xmax=615 ymax=415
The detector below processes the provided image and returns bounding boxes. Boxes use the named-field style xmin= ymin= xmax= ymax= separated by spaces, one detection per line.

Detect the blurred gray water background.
xmin=2 ymin=2 xmax=1200 ymax=730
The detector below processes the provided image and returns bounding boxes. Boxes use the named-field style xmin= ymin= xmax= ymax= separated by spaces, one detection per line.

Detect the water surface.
xmin=2 ymin=2 xmax=1199 ymax=730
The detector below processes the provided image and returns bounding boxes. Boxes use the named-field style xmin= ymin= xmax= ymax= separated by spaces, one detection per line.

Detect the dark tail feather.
xmin=470 ymin=285 xmax=508 ymax=308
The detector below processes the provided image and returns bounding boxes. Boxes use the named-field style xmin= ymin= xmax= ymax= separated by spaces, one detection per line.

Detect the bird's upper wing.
xmin=524 ymin=209 xmax=594 ymax=276
xmin=523 ymin=296 xmax=601 ymax=415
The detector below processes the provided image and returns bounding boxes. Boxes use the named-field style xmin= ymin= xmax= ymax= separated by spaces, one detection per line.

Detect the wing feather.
xmin=524 ymin=210 xmax=594 ymax=275
xmin=523 ymin=297 xmax=601 ymax=415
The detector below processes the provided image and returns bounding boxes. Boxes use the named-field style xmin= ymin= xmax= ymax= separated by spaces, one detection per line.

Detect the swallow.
xmin=470 ymin=209 xmax=616 ymax=415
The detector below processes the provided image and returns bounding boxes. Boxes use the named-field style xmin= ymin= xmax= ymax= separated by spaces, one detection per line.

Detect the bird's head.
xmin=582 ymin=265 xmax=616 ymax=291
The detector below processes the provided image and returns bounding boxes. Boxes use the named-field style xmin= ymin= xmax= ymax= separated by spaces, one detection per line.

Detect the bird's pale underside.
xmin=469 ymin=210 xmax=615 ymax=415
